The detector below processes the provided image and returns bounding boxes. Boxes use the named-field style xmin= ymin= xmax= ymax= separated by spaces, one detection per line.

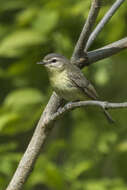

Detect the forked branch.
xmin=86 ymin=0 xmax=125 ymax=50
xmin=72 ymin=0 xmax=101 ymax=61
xmin=6 ymin=1 xmax=126 ymax=190
xmin=79 ymin=37 xmax=127 ymax=67
xmin=51 ymin=100 xmax=127 ymax=121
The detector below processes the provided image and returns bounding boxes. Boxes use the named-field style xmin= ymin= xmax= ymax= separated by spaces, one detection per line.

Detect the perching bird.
xmin=38 ymin=53 xmax=114 ymax=123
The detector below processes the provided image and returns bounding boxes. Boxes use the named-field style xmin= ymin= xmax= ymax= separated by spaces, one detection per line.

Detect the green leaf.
xmin=16 ymin=8 xmax=38 ymax=26
xmin=65 ymin=161 xmax=93 ymax=181
xmin=32 ymin=9 xmax=58 ymax=34
xmin=0 ymin=30 xmax=43 ymax=57
xmin=4 ymin=88 xmax=44 ymax=112
xmin=27 ymin=156 xmax=66 ymax=190
xmin=0 ymin=113 xmax=20 ymax=131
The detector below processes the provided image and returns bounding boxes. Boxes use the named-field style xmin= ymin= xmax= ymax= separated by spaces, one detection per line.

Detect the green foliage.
xmin=0 ymin=88 xmax=44 ymax=135
xmin=0 ymin=30 xmax=44 ymax=57
xmin=0 ymin=0 xmax=127 ymax=189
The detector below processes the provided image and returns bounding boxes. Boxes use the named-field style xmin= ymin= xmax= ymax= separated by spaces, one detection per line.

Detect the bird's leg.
xmin=56 ymin=99 xmax=66 ymax=113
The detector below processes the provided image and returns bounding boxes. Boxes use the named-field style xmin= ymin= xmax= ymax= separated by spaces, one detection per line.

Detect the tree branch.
xmin=7 ymin=98 xmax=127 ymax=190
xmin=6 ymin=1 xmax=127 ymax=190
xmin=6 ymin=92 xmax=62 ymax=190
xmin=75 ymin=37 xmax=127 ymax=68
xmin=83 ymin=37 xmax=127 ymax=67
xmin=85 ymin=0 xmax=125 ymax=50
xmin=71 ymin=0 xmax=101 ymax=62
xmin=52 ymin=100 xmax=127 ymax=120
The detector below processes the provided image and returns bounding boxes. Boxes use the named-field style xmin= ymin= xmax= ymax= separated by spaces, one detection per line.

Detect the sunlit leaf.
xmin=0 ymin=112 xmax=20 ymax=131
xmin=32 ymin=9 xmax=58 ymax=34
xmin=0 ymin=30 xmax=44 ymax=57
xmin=16 ymin=8 xmax=38 ymax=26
xmin=4 ymin=88 xmax=44 ymax=111
xmin=65 ymin=160 xmax=93 ymax=181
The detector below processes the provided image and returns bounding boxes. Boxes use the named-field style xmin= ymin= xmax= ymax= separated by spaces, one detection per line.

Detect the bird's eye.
xmin=52 ymin=58 xmax=57 ymax=63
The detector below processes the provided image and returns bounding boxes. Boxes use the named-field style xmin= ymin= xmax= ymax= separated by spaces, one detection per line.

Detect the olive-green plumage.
xmin=48 ymin=61 xmax=98 ymax=101
xmin=42 ymin=53 xmax=98 ymax=101
xmin=38 ymin=53 xmax=114 ymax=123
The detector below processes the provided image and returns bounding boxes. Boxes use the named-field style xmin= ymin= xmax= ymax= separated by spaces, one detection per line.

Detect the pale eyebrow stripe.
xmin=51 ymin=57 xmax=58 ymax=60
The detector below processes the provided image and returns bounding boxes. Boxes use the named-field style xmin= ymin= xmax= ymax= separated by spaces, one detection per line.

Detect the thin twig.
xmin=85 ymin=0 xmax=125 ymax=50
xmin=71 ymin=0 xmax=101 ymax=62
xmin=52 ymin=101 xmax=127 ymax=120
xmin=6 ymin=1 xmax=127 ymax=190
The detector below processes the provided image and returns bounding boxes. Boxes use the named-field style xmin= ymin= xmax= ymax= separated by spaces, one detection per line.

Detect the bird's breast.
xmin=49 ymin=70 xmax=85 ymax=101
xmin=50 ymin=70 xmax=73 ymax=90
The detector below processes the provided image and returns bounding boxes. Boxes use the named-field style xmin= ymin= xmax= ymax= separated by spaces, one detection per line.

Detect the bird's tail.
xmin=102 ymin=108 xmax=115 ymax=124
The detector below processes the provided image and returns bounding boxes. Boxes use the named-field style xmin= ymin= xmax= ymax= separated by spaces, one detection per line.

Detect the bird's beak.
xmin=37 ymin=61 xmax=45 ymax=65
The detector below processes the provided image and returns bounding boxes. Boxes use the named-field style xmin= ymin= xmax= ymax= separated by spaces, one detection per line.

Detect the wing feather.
xmin=67 ymin=64 xmax=98 ymax=100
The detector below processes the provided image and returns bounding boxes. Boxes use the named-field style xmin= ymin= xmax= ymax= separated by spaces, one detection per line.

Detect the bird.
xmin=37 ymin=53 xmax=114 ymax=123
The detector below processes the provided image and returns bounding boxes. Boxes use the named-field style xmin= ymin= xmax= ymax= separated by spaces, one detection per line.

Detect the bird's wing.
xmin=67 ymin=64 xmax=99 ymax=100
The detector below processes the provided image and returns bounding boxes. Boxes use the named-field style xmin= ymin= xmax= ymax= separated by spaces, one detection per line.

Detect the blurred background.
xmin=0 ymin=0 xmax=127 ymax=189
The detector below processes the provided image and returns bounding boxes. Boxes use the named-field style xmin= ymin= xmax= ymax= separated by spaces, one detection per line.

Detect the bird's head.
xmin=37 ymin=53 xmax=69 ymax=71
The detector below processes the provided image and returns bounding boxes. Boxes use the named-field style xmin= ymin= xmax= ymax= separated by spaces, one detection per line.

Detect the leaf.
xmin=16 ymin=8 xmax=38 ymax=26
xmin=0 ymin=153 xmax=21 ymax=175
xmin=32 ymin=9 xmax=58 ymax=34
xmin=27 ymin=156 xmax=66 ymax=190
xmin=0 ymin=30 xmax=44 ymax=57
xmin=0 ymin=88 xmax=44 ymax=134
xmin=98 ymin=132 xmax=117 ymax=154
xmin=65 ymin=161 xmax=93 ymax=181
xmin=4 ymin=88 xmax=44 ymax=112
xmin=117 ymin=141 xmax=127 ymax=152
xmin=0 ymin=113 xmax=20 ymax=131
